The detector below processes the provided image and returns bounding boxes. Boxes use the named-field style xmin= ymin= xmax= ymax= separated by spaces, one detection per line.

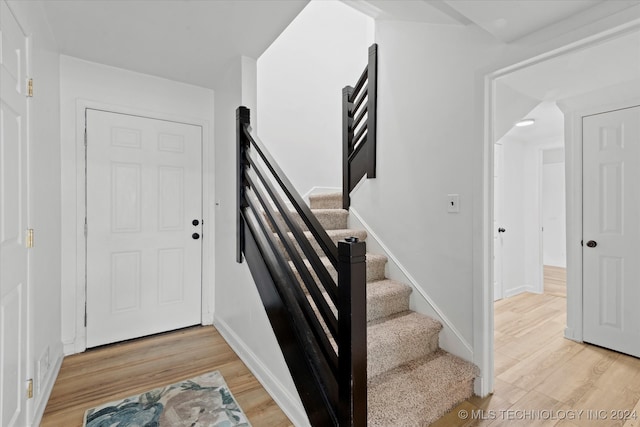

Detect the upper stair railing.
xmin=343 ymin=43 xmax=378 ymax=209
xmin=236 ymin=106 xmax=367 ymax=426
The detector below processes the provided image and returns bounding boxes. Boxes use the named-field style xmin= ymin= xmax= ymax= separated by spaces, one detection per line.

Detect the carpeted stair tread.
xmin=267 ymin=208 xmax=348 ymax=232
xmin=366 ymin=279 xmax=412 ymax=322
xmin=276 ymin=228 xmax=367 ymax=261
xmin=368 ymin=311 xmax=442 ymax=379
xmin=368 ymin=350 xmax=478 ymax=426
xmin=305 ymin=279 xmax=412 ymax=326
xmin=309 ymin=192 xmax=342 ymax=209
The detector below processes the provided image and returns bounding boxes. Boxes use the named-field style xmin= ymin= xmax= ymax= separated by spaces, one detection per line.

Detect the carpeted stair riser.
xmin=265 ymin=208 xmax=348 ymax=232
xmin=309 ymin=192 xmax=342 ymax=210
xmin=367 ymin=312 xmax=441 ymax=379
xmin=275 ymin=229 xmax=367 ymax=262
xmin=368 ymin=351 xmax=478 ymax=426
xmin=289 ymin=253 xmax=387 ymax=288
xmin=306 ymin=279 xmax=412 ymax=326
xmin=366 ymin=279 xmax=413 ymax=322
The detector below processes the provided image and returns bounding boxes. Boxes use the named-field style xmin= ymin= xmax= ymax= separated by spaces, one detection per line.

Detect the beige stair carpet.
xmin=282 ymin=192 xmax=479 ymax=426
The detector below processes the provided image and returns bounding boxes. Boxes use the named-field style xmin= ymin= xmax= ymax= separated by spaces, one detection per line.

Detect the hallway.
xmin=41 ymin=326 xmax=293 ymax=426
xmin=435 ymin=272 xmax=640 ymax=426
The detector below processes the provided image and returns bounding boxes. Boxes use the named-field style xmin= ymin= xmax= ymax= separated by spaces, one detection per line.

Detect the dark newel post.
xmin=236 ymin=106 xmax=250 ymax=263
xmin=337 ymin=237 xmax=367 ymax=426
xmin=367 ymin=43 xmax=377 ymax=179
xmin=342 ymin=86 xmax=354 ymax=210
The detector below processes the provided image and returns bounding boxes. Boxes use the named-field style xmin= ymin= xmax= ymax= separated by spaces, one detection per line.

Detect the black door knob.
xmin=498 ymin=227 xmax=506 ymax=233
xmin=586 ymin=240 xmax=597 ymax=248
xmin=192 ymin=219 xmax=200 ymax=226
xmin=192 ymin=233 xmax=200 ymax=240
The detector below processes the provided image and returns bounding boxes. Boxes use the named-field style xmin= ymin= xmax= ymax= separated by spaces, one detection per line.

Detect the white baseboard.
xmin=63 ymin=339 xmax=75 ymax=356
xmin=30 ymin=343 xmax=64 ymax=427
xmin=214 ymin=318 xmax=310 ymax=427
xmin=349 ymin=208 xmax=474 ymax=363
xmin=564 ymin=327 xmax=582 ymax=342
xmin=504 ymin=285 xmax=539 ymax=298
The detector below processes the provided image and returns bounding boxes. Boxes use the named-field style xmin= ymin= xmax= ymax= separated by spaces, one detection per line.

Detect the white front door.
xmin=0 ymin=1 xmax=29 ymax=425
xmin=86 ymin=109 xmax=203 ymax=348
xmin=583 ymin=105 xmax=640 ymax=358
xmin=494 ymin=142 xmax=504 ymax=301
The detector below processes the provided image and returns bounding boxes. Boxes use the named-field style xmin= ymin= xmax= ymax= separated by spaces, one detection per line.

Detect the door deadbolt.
xmin=498 ymin=227 xmax=506 ymax=233
xmin=192 ymin=219 xmax=200 ymax=226
xmin=586 ymin=240 xmax=597 ymax=248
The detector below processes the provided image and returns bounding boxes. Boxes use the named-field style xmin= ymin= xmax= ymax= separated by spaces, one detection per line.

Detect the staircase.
xmin=294 ymin=191 xmax=479 ymax=426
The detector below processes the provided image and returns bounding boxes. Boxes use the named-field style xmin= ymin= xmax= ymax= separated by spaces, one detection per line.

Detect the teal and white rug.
xmin=83 ymin=370 xmax=251 ymax=427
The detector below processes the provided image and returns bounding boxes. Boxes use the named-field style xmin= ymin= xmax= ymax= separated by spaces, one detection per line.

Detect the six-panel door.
xmin=86 ymin=109 xmax=203 ymax=348
xmin=0 ymin=1 xmax=29 ymax=425
xmin=583 ymin=105 xmax=640 ymax=358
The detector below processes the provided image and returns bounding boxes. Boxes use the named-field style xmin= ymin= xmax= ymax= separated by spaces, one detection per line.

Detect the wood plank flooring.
xmin=544 ymin=265 xmax=567 ymax=298
xmin=41 ymin=326 xmax=293 ymax=427
xmin=433 ymin=271 xmax=640 ymax=427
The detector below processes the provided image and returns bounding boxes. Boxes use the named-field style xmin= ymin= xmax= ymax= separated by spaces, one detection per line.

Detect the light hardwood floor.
xmin=41 ymin=326 xmax=293 ymax=427
xmin=544 ymin=265 xmax=567 ymax=298
xmin=433 ymin=271 xmax=640 ymax=427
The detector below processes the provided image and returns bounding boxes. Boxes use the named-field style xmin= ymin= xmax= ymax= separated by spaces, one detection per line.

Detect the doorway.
xmin=85 ymin=109 xmax=204 ymax=347
xmin=484 ymin=27 xmax=640 ymax=396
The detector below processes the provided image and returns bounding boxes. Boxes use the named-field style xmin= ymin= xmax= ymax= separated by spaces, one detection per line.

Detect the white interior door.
xmin=583 ymin=105 xmax=640 ymax=358
xmin=0 ymin=1 xmax=29 ymax=425
xmin=494 ymin=142 xmax=504 ymax=301
xmin=86 ymin=110 xmax=203 ymax=348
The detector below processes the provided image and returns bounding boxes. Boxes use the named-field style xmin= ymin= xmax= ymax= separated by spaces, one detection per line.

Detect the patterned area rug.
xmin=83 ymin=371 xmax=251 ymax=426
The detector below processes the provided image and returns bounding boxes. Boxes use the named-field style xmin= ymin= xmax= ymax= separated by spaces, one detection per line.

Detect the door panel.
xmin=0 ymin=1 xmax=29 ymax=425
xmin=86 ymin=110 xmax=202 ymax=347
xmin=583 ymin=106 xmax=640 ymax=358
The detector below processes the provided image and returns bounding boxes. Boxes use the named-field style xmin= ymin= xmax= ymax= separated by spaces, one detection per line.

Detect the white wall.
xmin=7 ymin=1 xmax=63 ymax=424
xmin=351 ymin=21 xmax=506 ymax=351
xmin=59 ymin=56 xmax=215 ymax=354
xmin=212 ymin=57 xmax=309 ymax=426
xmin=542 ymin=149 xmax=566 ymax=267
xmin=257 ymin=0 xmax=373 ymax=196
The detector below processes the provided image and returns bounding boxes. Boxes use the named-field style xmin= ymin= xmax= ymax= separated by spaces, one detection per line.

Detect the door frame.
xmin=476 ymin=20 xmax=640 ymax=397
xmin=71 ymin=100 xmax=213 ymax=353
xmin=561 ymin=99 xmax=640 ymax=343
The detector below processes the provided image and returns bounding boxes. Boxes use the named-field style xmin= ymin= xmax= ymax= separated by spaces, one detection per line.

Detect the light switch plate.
xmin=447 ymin=194 xmax=459 ymax=213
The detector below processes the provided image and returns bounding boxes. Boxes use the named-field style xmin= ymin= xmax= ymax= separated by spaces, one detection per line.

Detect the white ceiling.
xmin=39 ymin=0 xmax=639 ymax=92
xmin=40 ymin=0 xmax=308 ymax=89
xmin=343 ymin=0 xmax=623 ymax=43
xmin=496 ymin=29 xmax=640 ymax=144
xmin=500 ymin=101 xmax=565 ymax=144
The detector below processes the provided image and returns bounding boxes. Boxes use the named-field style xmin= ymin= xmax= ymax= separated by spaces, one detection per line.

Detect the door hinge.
xmin=84 ymin=220 xmax=88 ymax=237
xmin=26 ymin=229 xmax=34 ymax=248
xmin=27 ymin=79 xmax=33 ymax=97
xmin=84 ymin=304 xmax=87 ymax=327
xmin=27 ymin=379 xmax=33 ymax=399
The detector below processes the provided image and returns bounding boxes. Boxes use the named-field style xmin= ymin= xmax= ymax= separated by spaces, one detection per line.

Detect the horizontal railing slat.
xmin=242 ymin=207 xmax=340 ymax=421
xmin=247 ymin=155 xmax=339 ymax=305
xmin=352 ymin=88 xmax=368 ymax=117
xmin=352 ymin=107 xmax=368 ymax=134
xmin=243 ymin=126 xmax=339 ymax=266
xmin=244 ymin=196 xmax=339 ymax=376
xmin=351 ymin=67 xmax=368 ymax=100
xmin=245 ymin=171 xmax=339 ymax=340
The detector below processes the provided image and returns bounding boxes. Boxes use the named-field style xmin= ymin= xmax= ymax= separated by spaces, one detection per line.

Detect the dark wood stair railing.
xmin=343 ymin=43 xmax=378 ymax=209
xmin=236 ymin=106 xmax=367 ymax=426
